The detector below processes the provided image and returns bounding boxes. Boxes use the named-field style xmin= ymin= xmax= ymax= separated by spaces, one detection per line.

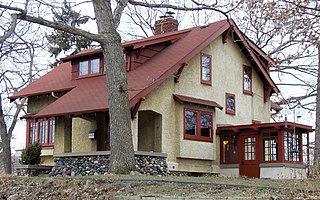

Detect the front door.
xmin=240 ymin=134 xmax=260 ymax=178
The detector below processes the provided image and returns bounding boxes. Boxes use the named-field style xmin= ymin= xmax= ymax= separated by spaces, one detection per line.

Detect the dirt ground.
xmin=0 ymin=174 xmax=320 ymax=199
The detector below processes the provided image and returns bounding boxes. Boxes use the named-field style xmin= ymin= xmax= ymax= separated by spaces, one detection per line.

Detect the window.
xmin=222 ymin=134 xmax=238 ymax=163
xmin=184 ymin=109 xmax=213 ymax=142
xmin=28 ymin=121 xmax=37 ymax=144
xmin=243 ymin=65 xmax=252 ymax=94
xmin=263 ymin=132 xmax=278 ymax=161
xmin=79 ymin=58 xmax=100 ymax=76
xmin=201 ymin=53 xmax=212 ymax=85
xmin=244 ymin=137 xmax=256 ymax=160
xmin=27 ymin=118 xmax=55 ymax=146
xmin=225 ymin=93 xmax=236 ymax=115
xmin=284 ymin=131 xmax=301 ymax=162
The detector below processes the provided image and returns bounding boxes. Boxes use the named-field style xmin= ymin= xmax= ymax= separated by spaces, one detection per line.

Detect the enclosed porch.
xmin=217 ymin=122 xmax=313 ymax=179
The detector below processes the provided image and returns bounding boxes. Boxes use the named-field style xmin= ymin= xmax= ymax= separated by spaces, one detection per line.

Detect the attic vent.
xmin=154 ymin=12 xmax=178 ymax=35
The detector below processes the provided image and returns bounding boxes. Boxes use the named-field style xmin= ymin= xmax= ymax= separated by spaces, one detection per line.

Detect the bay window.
xmin=184 ymin=108 xmax=213 ymax=142
xmin=27 ymin=118 xmax=55 ymax=146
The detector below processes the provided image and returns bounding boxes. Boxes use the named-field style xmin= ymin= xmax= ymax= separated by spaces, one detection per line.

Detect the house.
xmin=11 ymin=16 xmax=313 ymax=179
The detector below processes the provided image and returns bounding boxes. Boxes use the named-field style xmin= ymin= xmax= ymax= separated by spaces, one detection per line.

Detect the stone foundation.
xmin=49 ymin=151 xmax=169 ymax=177
xmin=16 ymin=165 xmax=53 ymax=176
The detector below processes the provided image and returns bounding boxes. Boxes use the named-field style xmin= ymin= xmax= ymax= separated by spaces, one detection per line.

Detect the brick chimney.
xmin=154 ymin=13 xmax=178 ymax=35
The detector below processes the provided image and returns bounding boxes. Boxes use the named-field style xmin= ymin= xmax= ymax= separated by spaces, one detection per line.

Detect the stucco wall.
xmin=27 ymin=95 xmax=56 ymax=113
xmin=132 ymin=34 xmax=271 ymax=174
xmin=54 ymin=116 xmax=71 ymax=153
xmin=71 ymin=117 xmax=97 ymax=152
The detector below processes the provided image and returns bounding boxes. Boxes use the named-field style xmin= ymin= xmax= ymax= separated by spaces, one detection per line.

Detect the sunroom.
xmin=217 ymin=122 xmax=313 ymax=179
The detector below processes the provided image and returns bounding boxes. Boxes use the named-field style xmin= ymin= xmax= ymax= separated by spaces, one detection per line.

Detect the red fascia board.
xmin=61 ymin=49 xmax=103 ymax=62
xmin=9 ymin=87 xmax=75 ymax=101
xmin=217 ymin=122 xmax=313 ymax=133
xmin=173 ymin=94 xmax=223 ymax=110
xmin=245 ymin=36 xmax=276 ymax=66
xmin=122 ymin=28 xmax=193 ymax=48
xmin=33 ymin=108 xmax=109 ymax=119
xmin=230 ymin=20 xmax=280 ymax=94
xmin=271 ymin=102 xmax=283 ymax=112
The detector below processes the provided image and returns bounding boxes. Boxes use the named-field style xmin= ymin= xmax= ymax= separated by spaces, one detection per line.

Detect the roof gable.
xmin=10 ymin=19 xmax=280 ymax=118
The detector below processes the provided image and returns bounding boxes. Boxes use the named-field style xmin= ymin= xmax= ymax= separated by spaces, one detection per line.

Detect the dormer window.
xmin=79 ymin=58 xmax=100 ymax=76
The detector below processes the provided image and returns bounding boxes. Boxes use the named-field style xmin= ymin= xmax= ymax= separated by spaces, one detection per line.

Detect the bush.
xmin=21 ymin=143 xmax=41 ymax=165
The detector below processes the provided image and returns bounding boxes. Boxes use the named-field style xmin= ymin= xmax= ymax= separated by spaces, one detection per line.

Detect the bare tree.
xmin=0 ymin=0 xmax=245 ymax=174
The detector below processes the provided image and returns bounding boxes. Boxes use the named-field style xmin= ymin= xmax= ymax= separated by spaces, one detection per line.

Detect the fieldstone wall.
xmin=49 ymin=153 xmax=169 ymax=177
xmin=16 ymin=165 xmax=53 ymax=176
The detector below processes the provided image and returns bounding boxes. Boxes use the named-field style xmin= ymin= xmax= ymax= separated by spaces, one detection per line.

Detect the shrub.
xmin=21 ymin=143 xmax=41 ymax=165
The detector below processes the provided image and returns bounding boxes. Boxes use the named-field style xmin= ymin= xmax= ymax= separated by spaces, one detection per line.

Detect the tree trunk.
xmin=0 ymin=94 xmax=12 ymax=174
xmin=92 ymin=0 xmax=136 ymax=174
xmin=314 ymin=43 xmax=320 ymax=176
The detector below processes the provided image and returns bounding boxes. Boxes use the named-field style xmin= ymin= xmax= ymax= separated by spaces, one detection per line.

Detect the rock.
xmin=71 ymin=171 xmax=76 ymax=177
xmin=7 ymin=194 xmax=20 ymax=200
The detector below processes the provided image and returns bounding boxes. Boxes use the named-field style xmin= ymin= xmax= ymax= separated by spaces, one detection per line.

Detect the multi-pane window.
xmin=184 ymin=109 xmax=213 ymax=142
xmin=284 ymin=131 xmax=301 ymax=162
xmin=244 ymin=137 xmax=256 ymax=160
xmin=263 ymin=132 xmax=278 ymax=161
xmin=222 ymin=134 xmax=238 ymax=163
xmin=225 ymin=93 xmax=236 ymax=115
xmin=27 ymin=118 xmax=55 ymax=146
xmin=243 ymin=65 xmax=252 ymax=94
xmin=28 ymin=121 xmax=37 ymax=144
xmin=201 ymin=53 xmax=212 ymax=85
xmin=79 ymin=58 xmax=100 ymax=76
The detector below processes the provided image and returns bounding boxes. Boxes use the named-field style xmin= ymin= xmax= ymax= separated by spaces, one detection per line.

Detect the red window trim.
xmin=243 ymin=65 xmax=253 ymax=95
xmin=26 ymin=117 xmax=55 ymax=147
xmin=183 ymin=108 xmax=213 ymax=143
xmin=262 ymin=132 xmax=279 ymax=163
xmin=78 ymin=57 xmax=103 ymax=77
xmin=200 ymin=52 xmax=212 ymax=86
xmin=220 ymin=133 xmax=239 ymax=164
xmin=225 ymin=93 xmax=236 ymax=115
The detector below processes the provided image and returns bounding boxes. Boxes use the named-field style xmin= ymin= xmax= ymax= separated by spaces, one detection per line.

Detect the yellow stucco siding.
xmin=27 ymin=95 xmax=56 ymax=113
xmin=134 ymin=34 xmax=271 ymax=173
xmin=71 ymin=117 xmax=97 ymax=152
xmin=54 ymin=116 xmax=71 ymax=153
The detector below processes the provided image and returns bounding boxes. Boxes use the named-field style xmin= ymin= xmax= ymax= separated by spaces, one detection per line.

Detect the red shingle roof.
xmin=9 ymin=19 xmax=279 ymax=118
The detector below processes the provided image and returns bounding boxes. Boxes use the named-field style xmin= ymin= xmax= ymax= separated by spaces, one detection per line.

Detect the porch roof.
xmin=217 ymin=122 xmax=313 ymax=134
xmin=173 ymin=94 xmax=223 ymax=110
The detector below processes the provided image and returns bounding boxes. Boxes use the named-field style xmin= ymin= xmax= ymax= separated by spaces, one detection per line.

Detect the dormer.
xmin=60 ymin=49 xmax=104 ymax=80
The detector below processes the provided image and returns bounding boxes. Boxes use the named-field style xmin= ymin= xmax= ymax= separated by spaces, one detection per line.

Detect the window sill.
xmin=184 ymin=135 xmax=213 ymax=143
xmin=243 ymin=91 xmax=253 ymax=96
xmin=226 ymin=111 xmax=235 ymax=115
xmin=76 ymin=73 xmax=104 ymax=79
xmin=201 ymin=81 xmax=212 ymax=86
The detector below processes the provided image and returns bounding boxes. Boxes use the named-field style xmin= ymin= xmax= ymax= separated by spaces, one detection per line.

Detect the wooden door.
xmin=240 ymin=134 xmax=260 ymax=178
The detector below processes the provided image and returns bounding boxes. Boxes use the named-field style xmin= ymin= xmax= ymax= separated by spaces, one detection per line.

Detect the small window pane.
xmin=185 ymin=111 xmax=197 ymax=135
xmin=39 ymin=121 xmax=48 ymax=144
xmin=243 ymin=67 xmax=251 ymax=92
xmin=49 ymin=119 xmax=55 ymax=144
xmin=226 ymin=95 xmax=235 ymax=114
xmin=29 ymin=121 xmax=36 ymax=144
xmin=200 ymin=113 xmax=212 ymax=137
xmin=201 ymin=54 xmax=211 ymax=81
xmin=90 ymin=59 xmax=100 ymax=74
xmin=79 ymin=61 xmax=89 ymax=75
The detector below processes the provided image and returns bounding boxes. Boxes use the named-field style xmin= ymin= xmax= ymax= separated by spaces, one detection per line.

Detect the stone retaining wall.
xmin=49 ymin=152 xmax=169 ymax=177
xmin=16 ymin=165 xmax=53 ymax=176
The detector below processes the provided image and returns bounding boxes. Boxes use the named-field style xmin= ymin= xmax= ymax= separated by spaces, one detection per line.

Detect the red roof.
xmin=9 ymin=19 xmax=279 ymax=118
xmin=173 ymin=94 xmax=223 ymax=110
xmin=217 ymin=122 xmax=313 ymax=133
